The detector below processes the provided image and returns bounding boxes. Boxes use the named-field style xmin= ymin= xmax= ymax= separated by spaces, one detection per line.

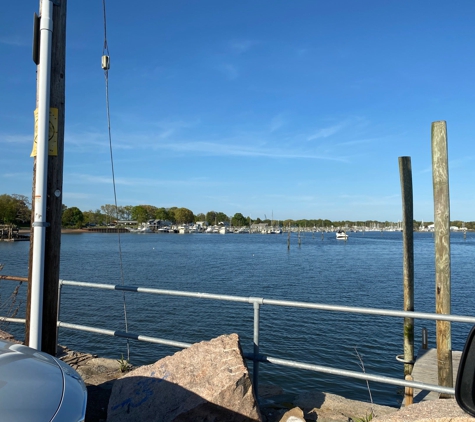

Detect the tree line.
xmin=1 ymin=193 xmax=474 ymax=230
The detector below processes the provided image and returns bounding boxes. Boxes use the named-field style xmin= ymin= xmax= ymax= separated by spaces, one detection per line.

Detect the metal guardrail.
xmin=3 ymin=277 xmax=473 ymax=397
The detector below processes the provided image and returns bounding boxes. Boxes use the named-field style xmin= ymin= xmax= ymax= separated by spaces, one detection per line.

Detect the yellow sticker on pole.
xmin=31 ymin=108 xmax=58 ymax=157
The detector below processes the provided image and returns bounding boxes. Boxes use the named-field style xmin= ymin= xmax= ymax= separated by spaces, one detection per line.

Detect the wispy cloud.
xmin=66 ymin=173 xmax=221 ymax=188
xmin=339 ymin=193 xmax=400 ymax=205
xmin=0 ymin=36 xmax=27 ymax=47
xmin=219 ymin=64 xmax=239 ymax=80
xmin=449 ymin=155 xmax=474 ymax=169
xmin=307 ymin=121 xmax=349 ymax=141
xmin=337 ymin=138 xmax=376 ymax=147
xmin=229 ymin=40 xmax=259 ymax=54
xmin=0 ymin=133 xmax=32 ymax=144
xmin=157 ymin=140 xmax=348 ymax=162
xmin=2 ymin=171 xmax=31 ymax=179
xmin=269 ymin=114 xmax=286 ymax=132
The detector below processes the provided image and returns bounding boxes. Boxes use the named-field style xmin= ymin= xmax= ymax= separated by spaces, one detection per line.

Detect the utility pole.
xmin=26 ymin=0 xmax=67 ymax=355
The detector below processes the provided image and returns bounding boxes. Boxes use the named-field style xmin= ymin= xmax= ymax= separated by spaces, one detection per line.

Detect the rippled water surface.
xmin=1 ymin=230 xmax=474 ymax=407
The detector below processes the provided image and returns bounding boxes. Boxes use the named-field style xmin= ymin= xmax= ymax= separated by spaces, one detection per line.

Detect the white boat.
xmin=178 ymin=226 xmax=189 ymax=234
xmin=336 ymin=230 xmax=348 ymax=240
xmin=129 ymin=224 xmax=153 ymax=233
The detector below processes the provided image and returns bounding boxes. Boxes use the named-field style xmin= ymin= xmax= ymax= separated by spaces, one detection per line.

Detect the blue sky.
xmin=1 ymin=1 xmax=474 ymax=222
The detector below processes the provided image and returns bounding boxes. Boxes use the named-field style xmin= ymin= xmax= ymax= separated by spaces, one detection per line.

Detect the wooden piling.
xmin=405 ymin=374 xmax=414 ymax=406
xmin=399 ymin=156 xmax=414 ymax=377
xmin=431 ymin=121 xmax=453 ymax=393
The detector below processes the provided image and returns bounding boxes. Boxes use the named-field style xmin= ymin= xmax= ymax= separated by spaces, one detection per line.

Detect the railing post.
xmin=253 ymin=301 xmax=260 ymax=399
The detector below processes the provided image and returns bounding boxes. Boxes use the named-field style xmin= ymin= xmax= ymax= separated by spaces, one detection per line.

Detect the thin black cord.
xmin=102 ymin=0 xmax=130 ymax=362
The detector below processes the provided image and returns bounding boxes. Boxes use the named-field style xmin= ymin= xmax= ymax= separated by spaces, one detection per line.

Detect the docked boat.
xmin=129 ymin=223 xmax=153 ymax=233
xmin=336 ymin=230 xmax=348 ymax=240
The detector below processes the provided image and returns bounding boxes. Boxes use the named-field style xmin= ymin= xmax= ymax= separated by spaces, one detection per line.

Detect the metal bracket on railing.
xmin=32 ymin=222 xmax=50 ymax=227
xmin=249 ymin=297 xmax=264 ymax=305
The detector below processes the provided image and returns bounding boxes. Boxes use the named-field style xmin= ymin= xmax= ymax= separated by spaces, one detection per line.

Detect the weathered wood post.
xmin=431 ymin=120 xmax=453 ymax=393
xmin=26 ymin=0 xmax=67 ymax=355
xmin=398 ymin=156 xmax=414 ymax=380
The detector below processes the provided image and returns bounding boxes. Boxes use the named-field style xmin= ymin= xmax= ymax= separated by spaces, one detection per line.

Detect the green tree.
xmin=232 ymin=212 xmax=247 ymax=227
xmin=101 ymin=204 xmax=117 ymax=225
xmin=167 ymin=207 xmax=177 ymax=223
xmin=62 ymin=207 xmax=84 ymax=228
xmin=195 ymin=213 xmax=206 ymax=222
xmin=174 ymin=207 xmax=194 ymax=224
xmin=215 ymin=212 xmax=229 ymax=224
xmin=130 ymin=205 xmax=158 ymax=223
xmin=0 ymin=194 xmax=31 ymax=225
xmin=205 ymin=211 xmax=217 ymax=225
xmin=155 ymin=207 xmax=170 ymax=221
xmin=131 ymin=205 xmax=148 ymax=223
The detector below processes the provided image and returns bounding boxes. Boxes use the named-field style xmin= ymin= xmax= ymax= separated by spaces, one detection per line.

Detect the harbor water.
xmin=0 ymin=230 xmax=474 ymax=407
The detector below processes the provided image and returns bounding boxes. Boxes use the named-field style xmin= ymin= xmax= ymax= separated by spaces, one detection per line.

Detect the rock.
xmin=0 ymin=329 xmax=21 ymax=344
xmin=372 ymin=398 xmax=475 ymax=421
xmin=278 ymin=407 xmax=305 ymax=422
xmin=294 ymin=391 xmax=397 ymax=421
xmin=107 ymin=333 xmax=261 ymax=421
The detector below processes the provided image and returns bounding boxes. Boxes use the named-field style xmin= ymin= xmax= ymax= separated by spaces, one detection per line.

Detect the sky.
xmin=1 ymin=1 xmax=474 ymax=222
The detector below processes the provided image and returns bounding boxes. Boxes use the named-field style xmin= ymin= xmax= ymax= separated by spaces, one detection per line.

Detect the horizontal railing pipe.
xmin=60 ymin=279 xmax=475 ymax=324
xmin=2 ymin=276 xmax=471 ymax=399
xmin=250 ymin=354 xmax=454 ymax=396
xmin=57 ymin=321 xmax=192 ymax=349
xmin=57 ymin=321 xmax=454 ymax=396
xmin=0 ymin=317 xmax=26 ymax=324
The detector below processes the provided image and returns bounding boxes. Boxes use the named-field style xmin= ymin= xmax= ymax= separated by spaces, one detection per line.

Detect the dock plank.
xmin=411 ymin=348 xmax=462 ymax=403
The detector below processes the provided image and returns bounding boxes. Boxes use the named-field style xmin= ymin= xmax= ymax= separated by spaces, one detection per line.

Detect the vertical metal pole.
xmin=399 ymin=157 xmax=414 ymax=377
xmin=253 ymin=302 xmax=260 ymax=399
xmin=431 ymin=120 xmax=453 ymax=392
xmin=29 ymin=0 xmax=54 ymax=351
xmin=56 ymin=281 xmax=63 ymax=343
xmin=422 ymin=327 xmax=428 ymax=350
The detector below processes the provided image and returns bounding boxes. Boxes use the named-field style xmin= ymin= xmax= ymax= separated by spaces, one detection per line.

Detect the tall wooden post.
xmin=431 ymin=121 xmax=453 ymax=392
xmin=399 ymin=156 xmax=414 ymax=378
xmin=26 ymin=0 xmax=67 ymax=356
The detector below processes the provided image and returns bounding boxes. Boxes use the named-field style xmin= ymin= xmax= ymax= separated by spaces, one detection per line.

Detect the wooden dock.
xmin=86 ymin=227 xmax=129 ymax=233
xmin=410 ymin=347 xmax=462 ymax=403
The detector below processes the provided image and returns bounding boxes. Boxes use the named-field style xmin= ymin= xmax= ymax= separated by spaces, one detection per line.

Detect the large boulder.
xmin=107 ymin=333 xmax=261 ymax=421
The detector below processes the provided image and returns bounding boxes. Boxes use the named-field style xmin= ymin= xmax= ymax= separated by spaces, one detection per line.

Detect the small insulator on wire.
xmin=102 ymin=55 xmax=110 ymax=70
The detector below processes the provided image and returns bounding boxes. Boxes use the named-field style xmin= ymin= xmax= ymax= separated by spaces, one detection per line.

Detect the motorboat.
xmin=336 ymin=230 xmax=348 ymax=240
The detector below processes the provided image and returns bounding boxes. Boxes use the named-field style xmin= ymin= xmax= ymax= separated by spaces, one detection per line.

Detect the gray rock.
xmin=107 ymin=333 xmax=261 ymax=421
xmin=294 ymin=391 xmax=397 ymax=421
xmin=372 ymin=398 xmax=475 ymax=421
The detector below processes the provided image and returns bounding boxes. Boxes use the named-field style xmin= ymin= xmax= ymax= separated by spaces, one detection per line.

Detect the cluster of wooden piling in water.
xmin=0 ymin=225 xmax=29 ymax=242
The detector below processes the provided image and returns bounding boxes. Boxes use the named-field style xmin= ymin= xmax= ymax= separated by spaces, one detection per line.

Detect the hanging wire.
xmin=102 ymin=0 xmax=130 ymax=361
